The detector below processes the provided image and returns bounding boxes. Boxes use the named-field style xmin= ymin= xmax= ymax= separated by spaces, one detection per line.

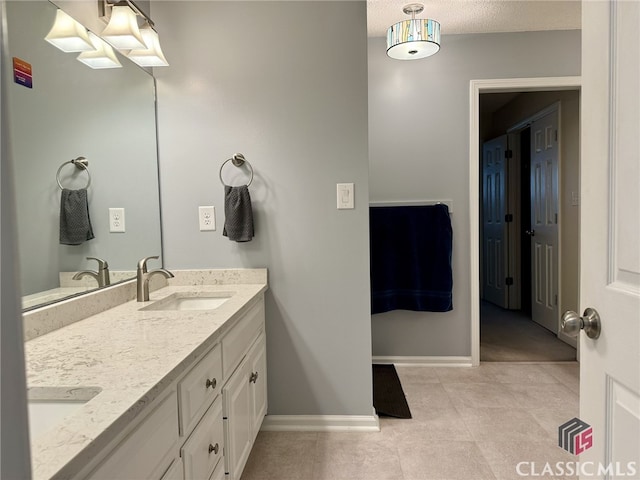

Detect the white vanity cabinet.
xmin=83 ymin=295 xmax=266 ymax=480
xmin=223 ymin=331 xmax=267 ymax=480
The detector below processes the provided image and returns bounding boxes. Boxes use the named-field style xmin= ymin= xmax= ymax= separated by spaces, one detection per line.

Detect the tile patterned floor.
xmin=241 ymin=363 xmax=580 ymax=480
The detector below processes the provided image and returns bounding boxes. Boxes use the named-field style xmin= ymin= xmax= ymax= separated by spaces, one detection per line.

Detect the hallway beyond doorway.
xmin=481 ymin=301 xmax=576 ymax=362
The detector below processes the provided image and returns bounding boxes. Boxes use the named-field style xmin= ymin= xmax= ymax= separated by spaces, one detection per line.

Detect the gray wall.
xmin=1 ymin=1 xmax=31 ymax=476
xmin=154 ymin=1 xmax=372 ymax=416
xmin=368 ymin=30 xmax=581 ymax=357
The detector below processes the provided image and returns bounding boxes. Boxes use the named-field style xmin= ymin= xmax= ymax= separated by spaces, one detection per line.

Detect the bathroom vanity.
xmin=24 ymin=269 xmax=268 ymax=480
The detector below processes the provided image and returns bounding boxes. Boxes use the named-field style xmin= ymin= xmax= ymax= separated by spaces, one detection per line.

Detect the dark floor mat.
xmin=372 ymin=364 xmax=412 ymax=419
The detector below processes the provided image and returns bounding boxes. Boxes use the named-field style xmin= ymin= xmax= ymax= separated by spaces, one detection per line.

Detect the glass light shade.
xmin=44 ymin=9 xmax=95 ymax=53
xmin=100 ymin=3 xmax=147 ymax=50
xmin=386 ymin=18 xmax=441 ymax=60
xmin=126 ymin=24 xmax=169 ymax=67
xmin=77 ymin=32 xmax=122 ymax=69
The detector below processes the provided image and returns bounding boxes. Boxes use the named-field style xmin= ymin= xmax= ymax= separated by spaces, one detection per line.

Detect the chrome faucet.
xmin=136 ymin=256 xmax=174 ymax=302
xmin=73 ymin=257 xmax=111 ymax=287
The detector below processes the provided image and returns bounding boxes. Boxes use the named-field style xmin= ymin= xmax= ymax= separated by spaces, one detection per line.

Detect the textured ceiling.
xmin=367 ymin=0 xmax=581 ymax=38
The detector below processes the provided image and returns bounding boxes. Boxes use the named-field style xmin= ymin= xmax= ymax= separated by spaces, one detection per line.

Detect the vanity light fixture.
xmin=386 ymin=3 xmax=441 ymax=60
xmin=100 ymin=0 xmax=147 ymax=50
xmin=126 ymin=21 xmax=169 ymax=67
xmin=77 ymin=32 xmax=122 ymax=69
xmin=44 ymin=9 xmax=95 ymax=53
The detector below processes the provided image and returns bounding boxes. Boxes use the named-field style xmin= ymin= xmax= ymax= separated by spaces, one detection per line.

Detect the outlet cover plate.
xmin=109 ymin=208 xmax=125 ymax=233
xmin=199 ymin=206 xmax=216 ymax=231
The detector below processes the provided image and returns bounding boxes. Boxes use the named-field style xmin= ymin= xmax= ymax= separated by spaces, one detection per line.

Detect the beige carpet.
xmin=481 ymin=301 xmax=577 ymax=362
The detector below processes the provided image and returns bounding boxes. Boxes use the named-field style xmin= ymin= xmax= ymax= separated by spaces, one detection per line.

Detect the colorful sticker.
xmin=13 ymin=57 xmax=33 ymax=89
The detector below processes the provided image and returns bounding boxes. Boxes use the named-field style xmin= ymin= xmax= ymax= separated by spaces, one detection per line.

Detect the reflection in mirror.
xmin=5 ymin=0 xmax=162 ymax=311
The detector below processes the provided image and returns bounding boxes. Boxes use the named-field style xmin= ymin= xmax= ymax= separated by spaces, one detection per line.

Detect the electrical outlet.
xmin=199 ymin=206 xmax=216 ymax=231
xmin=109 ymin=208 xmax=125 ymax=233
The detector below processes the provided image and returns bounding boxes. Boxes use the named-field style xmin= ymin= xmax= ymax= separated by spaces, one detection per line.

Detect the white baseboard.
xmin=372 ymin=355 xmax=473 ymax=367
xmin=261 ymin=413 xmax=380 ymax=432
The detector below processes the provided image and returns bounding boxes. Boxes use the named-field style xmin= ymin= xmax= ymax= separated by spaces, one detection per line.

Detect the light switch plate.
xmin=199 ymin=206 xmax=216 ymax=231
xmin=337 ymin=183 xmax=354 ymax=209
xmin=109 ymin=208 xmax=125 ymax=233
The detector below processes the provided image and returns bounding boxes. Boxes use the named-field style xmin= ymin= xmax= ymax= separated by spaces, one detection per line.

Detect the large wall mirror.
xmin=5 ymin=0 xmax=162 ymax=311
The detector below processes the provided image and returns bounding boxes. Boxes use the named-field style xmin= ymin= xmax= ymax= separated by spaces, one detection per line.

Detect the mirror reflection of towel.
xmin=223 ymin=185 xmax=254 ymax=242
xmin=59 ymin=188 xmax=94 ymax=245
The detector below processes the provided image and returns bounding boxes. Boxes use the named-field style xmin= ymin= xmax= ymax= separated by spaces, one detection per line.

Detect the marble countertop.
xmin=24 ymin=274 xmax=267 ymax=480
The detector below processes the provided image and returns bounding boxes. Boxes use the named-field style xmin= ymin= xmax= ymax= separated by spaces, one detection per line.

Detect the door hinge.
xmin=555 ymin=130 xmax=558 ymax=141
xmin=555 ymin=213 xmax=558 ymax=224
xmin=505 ymin=277 xmax=514 ymax=286
xmin=505 ymin=214 xmax=513 ymax=223
xmin=554 ymin=294 xmax=558 ymax=305
xmin=505 ymin=149 xmax=513 ymax=159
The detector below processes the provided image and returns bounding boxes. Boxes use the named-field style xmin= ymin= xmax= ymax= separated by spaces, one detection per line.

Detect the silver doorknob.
xmin=561 ymin=308 xmax=601 ymax=339
xmin=525 ymin=229 xmax=536 ymax=237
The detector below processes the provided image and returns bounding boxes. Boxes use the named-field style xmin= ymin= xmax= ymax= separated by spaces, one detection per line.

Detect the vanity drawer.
xmin=87 ymin=391 xmax=178 ymax=480
xmin=222 ymin=300 xmax=264 ymax=380
xmin=181 ymin=396 xmax=224 ymax=480
xmin=179 ymin=343 xmax=222 ymax=435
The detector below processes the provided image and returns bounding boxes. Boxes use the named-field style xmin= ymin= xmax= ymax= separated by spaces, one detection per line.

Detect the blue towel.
xmin=369 ymin=204 xmax=453 ymax=314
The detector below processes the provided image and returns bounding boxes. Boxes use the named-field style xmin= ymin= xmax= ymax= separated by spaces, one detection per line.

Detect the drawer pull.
xmin=208 ymin=443 xmax=219 ymax=455
xmin=205 ymin=378 xmax=217 ymax=389
xmin=249 ymin=371 xmax=259 ymax=384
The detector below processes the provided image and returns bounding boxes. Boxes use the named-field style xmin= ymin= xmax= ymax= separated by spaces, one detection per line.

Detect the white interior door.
xmin=530 ymin=110 xmax=559 ymax=333
xmin=482 ymin=135 xmax=509 ymax=308
xmin=577 ymin=1 xmax=640 ymax=476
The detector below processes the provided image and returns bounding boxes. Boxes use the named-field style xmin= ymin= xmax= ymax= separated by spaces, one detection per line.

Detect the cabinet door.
xmin=249 ymin=333 xmax=267 ymax=438
xmin=222 ymin=359 xmax=253 ymax=480
xmin=160 ymin=458 xmax=184 ymax=480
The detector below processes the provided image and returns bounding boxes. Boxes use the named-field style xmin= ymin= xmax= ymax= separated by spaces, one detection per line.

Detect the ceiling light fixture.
xmin=386 ymin=3 xmax=440 ymax=60
xmin=100 ymin=1 xmax=147 ymax=50
xmin=77 ymin=32 xmax=122 ymax=69
xmin=126 ymin=22 xmax=169 ymax=67
xmin=44 ymin=9 xmax=95 ymax=53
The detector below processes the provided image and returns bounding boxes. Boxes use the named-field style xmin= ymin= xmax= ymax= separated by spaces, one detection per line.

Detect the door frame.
xmin=469 ymin=76 xmax=581 ymax=366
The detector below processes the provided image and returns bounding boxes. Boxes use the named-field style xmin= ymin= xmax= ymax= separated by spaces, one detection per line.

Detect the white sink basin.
xmin=27 ymin=387 xmax=101 ymax=439
xmin=141 ymin=292 xmax=233 ymax=312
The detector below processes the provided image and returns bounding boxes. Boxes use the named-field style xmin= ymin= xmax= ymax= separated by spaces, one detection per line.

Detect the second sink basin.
xmin=141 ymin=292 xmax=233 ymax=311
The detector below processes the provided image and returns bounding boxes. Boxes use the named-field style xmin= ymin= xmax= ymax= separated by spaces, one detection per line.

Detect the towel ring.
xmin=219 ymin=153 xmax=253 ymax=187
xmin=57 ymin=157 xmax=91 ymax=190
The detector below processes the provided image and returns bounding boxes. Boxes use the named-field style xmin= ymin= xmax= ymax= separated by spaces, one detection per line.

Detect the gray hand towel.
xmin=223 ymin=185 xmax=254 ymax=242
xmin=59 ymin=188 xmax=94 ymax=245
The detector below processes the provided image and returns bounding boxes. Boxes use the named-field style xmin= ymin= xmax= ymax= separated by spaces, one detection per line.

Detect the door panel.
xmin=482 ymin=135 xmax=509 ymax=308
xmin=530 ymin=111 xmax=559 ymax=333
xmin=580 ymin=1 xmax=640 ymax=476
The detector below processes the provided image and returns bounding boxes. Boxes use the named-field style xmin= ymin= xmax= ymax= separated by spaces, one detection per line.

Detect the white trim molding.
xmin=372 ymin=356 xmax=473 ymax=367
xmin=261 ymin=413 xmax=380 ymax=432
xmin=469 ymin=76 xmax=582 ymax=367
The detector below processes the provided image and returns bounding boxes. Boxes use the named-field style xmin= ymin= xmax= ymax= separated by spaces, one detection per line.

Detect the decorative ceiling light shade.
xmin=126 ymin=22 xmax=169 ymax=67
xmin=387 ymin=3 xmax=441 ymax=60
xmin=100 ymin=2 xmax=147 ymax=50
xmin=45 ymin=9 xmax=95 ymax=53
xmin=77 ymin=32 xmax=122 ymax=69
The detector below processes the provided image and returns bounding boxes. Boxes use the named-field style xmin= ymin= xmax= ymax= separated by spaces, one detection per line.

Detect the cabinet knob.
xmin=208 ymin=443 xmax=219 ymax=455
xmin=205 ymin=378 xmax=217 ymax=389
xmin=249 ymin=371 xmax=259 ymax=384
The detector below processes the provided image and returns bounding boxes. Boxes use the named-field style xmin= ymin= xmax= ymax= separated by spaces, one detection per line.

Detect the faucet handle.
xmin=87 ymin=257 xmax=109 ymax=270
xmin=137 ymin=255 xmax=159 ymax=273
